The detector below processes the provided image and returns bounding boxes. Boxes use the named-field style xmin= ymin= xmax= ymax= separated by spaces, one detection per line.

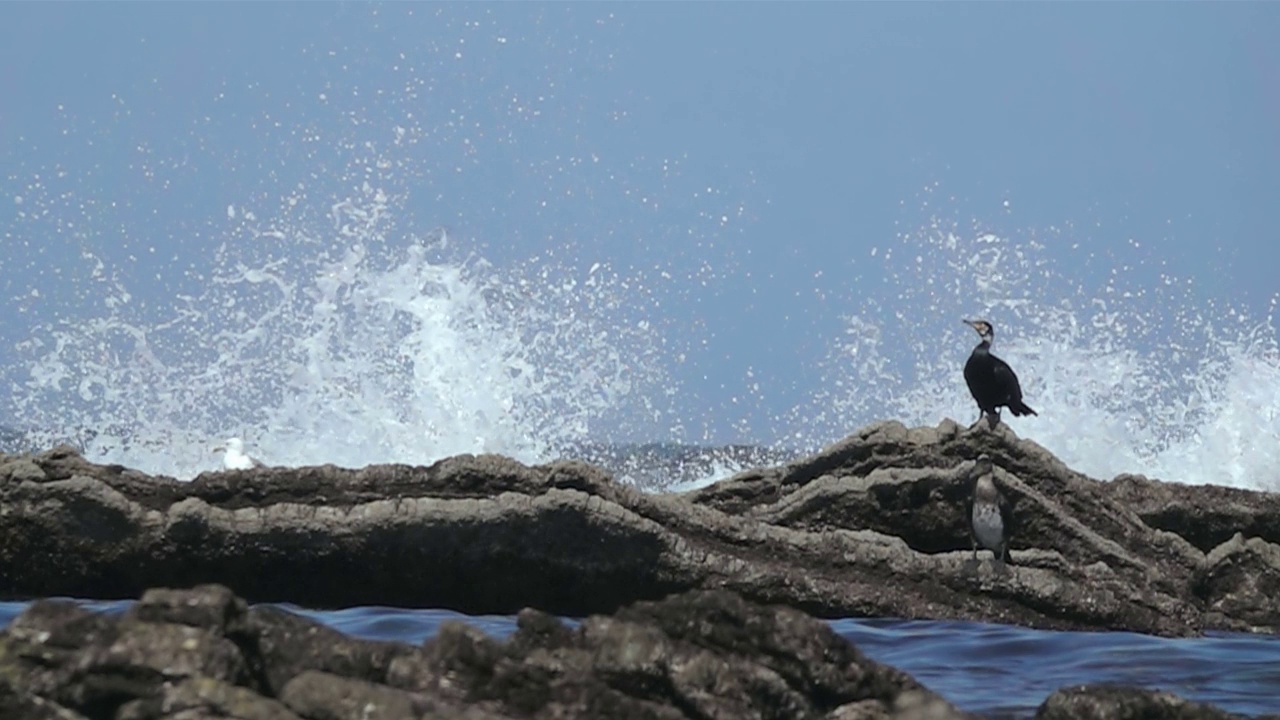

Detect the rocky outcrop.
xmin=0 ymin=584 xmax=970 ymax=720
xmin=1104 ymin=473 xmax=1280 ymax=553
xmin=1034 ymin=685 xmax=1270 ymax=720
xmin=2 ymin=420 xmax=1280 ymax=636
xmin=2 ymin=584 xmax=1270 ymax=720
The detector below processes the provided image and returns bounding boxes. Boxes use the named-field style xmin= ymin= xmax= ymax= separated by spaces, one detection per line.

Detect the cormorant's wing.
xmin=991 ymin=355 xmax=1024 ymax=400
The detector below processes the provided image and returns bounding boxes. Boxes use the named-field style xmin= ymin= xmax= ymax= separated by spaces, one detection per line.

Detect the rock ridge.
xmin=2 ymin=419 xmax=1279 ymax=636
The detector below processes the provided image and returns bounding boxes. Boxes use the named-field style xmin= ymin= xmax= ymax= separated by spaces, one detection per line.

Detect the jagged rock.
xmin=684 ymin=420 xmax=1212 ymax=635
xmin=1194 ymin=533 xmax=1280 ymax=631
xmin=0 ymin=686 xmax=89 ymax=720
xmin=279 ymin=671 xmax=424 ymax=720
xmin=247 ymin=605 xmax=416 ymax=696
xmin=2 ymin=421 xmax=1280 ymax=636
xmin=116 ymin=678 xmax=301 ymax=720
xmin=1033 ymin=684 xmax=1280 ymax=720
xmin=1106 ymin=474 xmax=1280 ymax=552
xmin=0 ymin=584 xmax=973 ymax=720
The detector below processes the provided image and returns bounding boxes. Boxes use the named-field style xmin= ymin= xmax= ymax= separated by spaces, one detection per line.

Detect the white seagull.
xmin=212 ymin=437 xmax=266 ymax=470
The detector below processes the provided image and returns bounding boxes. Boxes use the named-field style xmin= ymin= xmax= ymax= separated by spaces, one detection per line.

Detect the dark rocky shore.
xmin=3 ymin=419 xmax=1280 ymax=718
xmin=3 ymin=583 xmax=1271 ymax=720
xmin=4 ymin=419 xmax=1279 ymax=636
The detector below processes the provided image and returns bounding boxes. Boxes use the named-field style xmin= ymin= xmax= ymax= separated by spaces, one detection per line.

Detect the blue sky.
xmin=2 ymin=2 xmax=1277 ymax=446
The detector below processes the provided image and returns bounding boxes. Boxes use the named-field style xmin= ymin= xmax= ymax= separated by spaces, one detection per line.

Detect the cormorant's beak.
xmin=962 ymin=319 xmax=977 ymax=328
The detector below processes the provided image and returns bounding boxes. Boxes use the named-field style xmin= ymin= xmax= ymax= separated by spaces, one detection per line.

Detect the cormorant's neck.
xmin=973 ymin=339 xmax=992 ymax=351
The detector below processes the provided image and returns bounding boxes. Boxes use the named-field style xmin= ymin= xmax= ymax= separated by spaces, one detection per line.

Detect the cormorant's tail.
xmin=1009 ymin=401 xmax=1037 ymax=417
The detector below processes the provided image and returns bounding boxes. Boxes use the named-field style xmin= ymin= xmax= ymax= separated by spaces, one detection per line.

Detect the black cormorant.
xmin=962 ymin=319 xmax=1037 ymax=427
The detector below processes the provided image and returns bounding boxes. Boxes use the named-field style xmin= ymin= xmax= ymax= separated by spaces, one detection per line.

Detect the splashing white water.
xmin=8 ymin=188 xmax=1278 ymax=493
xmin=9 ymin=201 xmax=1279 ymax=493
xmin=3 ymin=3 xmax=1274 ymax=498
xmin=802 ymin=220 xmax=1280 ymax=490
xmin=8 ymin=189 xmax=675 ymax=479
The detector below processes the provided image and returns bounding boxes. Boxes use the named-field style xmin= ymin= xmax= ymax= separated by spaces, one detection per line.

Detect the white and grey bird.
xmin=212 ymin=437 xmax=266 ymax=470
xmin=969 ymin=453 xmax=1012 ymax=566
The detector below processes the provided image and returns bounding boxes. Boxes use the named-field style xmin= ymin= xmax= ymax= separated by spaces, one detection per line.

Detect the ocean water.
xmin=2 ymin=600 xmax=1277 ymax=718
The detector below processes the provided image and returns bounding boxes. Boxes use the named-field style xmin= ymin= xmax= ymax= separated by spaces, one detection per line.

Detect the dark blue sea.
xmin=3 ymin=601 xmax=1278 ymax=718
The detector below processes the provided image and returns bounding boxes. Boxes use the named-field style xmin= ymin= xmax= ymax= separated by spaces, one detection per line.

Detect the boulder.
xmin=1193 ymin=533 xmax=1280 ymax=630
xmin=1034 ymin=684 xmax=1280 ymax=720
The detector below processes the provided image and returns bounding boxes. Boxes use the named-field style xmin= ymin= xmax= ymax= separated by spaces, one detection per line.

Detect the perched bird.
xmin=212 ymin=437 xmax=266 ymax=470
xmin=969 ymin=454 xmax=1012 ymax=567
xmin=962 ymin=319 xmax=1037 ymax=427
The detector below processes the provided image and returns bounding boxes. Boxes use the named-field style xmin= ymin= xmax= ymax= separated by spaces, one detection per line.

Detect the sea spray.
xmin=7 ymin=202 xmax=1277 ymax=492
xmin=802 ymin=218 xmax=1280 ymax=489
xmin=7 ymin=190 xmax=678 ymax=479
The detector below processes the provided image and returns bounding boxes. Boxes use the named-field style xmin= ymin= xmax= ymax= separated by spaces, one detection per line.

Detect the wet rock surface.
xmin=0 ymin=584 xmax=967 ymax=720
xmin=4 ymin=585 xmax=1270 ymax=720
xmin=1033 ymin=685 xmax=1273 ymax=720
xmin=2 ymin=420 xmax=1280 ymax=637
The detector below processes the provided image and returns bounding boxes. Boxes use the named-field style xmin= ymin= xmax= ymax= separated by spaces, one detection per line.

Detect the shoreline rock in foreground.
xmin=2 ymin=419 xmax=1280 ymax=636
xmin=2 ymin=584 xmax=1271 ymax=720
